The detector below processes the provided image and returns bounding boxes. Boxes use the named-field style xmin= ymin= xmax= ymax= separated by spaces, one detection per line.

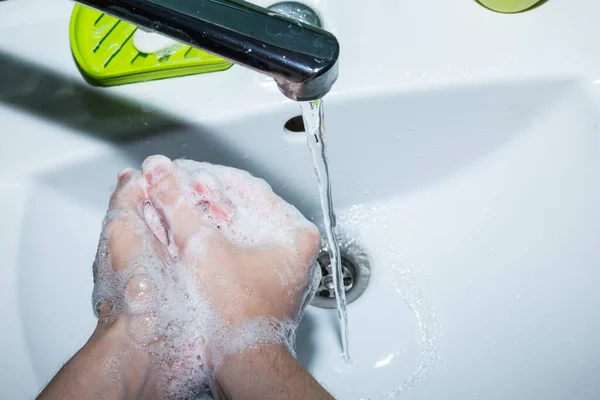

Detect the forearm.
xmin=217 ymin=345 xmax=334 ymax=400
xmin=37 ymin=319 xmax=152 ymax=400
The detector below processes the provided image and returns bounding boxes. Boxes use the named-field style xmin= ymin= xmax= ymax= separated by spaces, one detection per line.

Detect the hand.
xmin=140 ymin=156 xmax=321 ymax=325
xmin=39 ymin=168 xmax=161 ymax=400
xmin=90 ymin=155 xmax=322 ymax=397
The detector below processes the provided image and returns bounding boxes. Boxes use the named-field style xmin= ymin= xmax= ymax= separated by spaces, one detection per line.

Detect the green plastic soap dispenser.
xmin=477 ymin=0 xmax=546 ymax=13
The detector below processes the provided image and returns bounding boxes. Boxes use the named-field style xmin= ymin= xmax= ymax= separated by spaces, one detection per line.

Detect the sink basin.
xmin=2 ymin=0 xmax=600 ymax=399
xmin=5 ymin=74 xmax=600 ymax=399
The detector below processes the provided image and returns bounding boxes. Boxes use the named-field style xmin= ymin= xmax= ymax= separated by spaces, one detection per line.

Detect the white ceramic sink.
xmin=2 ymin=1 xmax=600 ymax=399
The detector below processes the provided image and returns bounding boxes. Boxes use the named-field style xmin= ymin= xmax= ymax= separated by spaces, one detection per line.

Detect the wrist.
xmin=216 ymin=344 xmax=291 ymax=400
xmin=216 ymin=344 xmax=332 ymax=400
xmin=37 ymin=315 xmax=154 ymax=400
xmin=87 ymin=316 xmax=155 ymax=399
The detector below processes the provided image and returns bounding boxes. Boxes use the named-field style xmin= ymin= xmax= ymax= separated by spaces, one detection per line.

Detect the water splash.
xmin=339 ymin=205 xmax=442 ymax=398
xmin=380 ymin=255 xmax=442 ymax=398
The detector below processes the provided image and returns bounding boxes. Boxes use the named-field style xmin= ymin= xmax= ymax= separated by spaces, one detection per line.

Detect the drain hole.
xmin=284 ymin=115 xmax=305 ymax=133
xmin=311 ymin=234 xmax=371 ymax=309
xmin=320 ymin=265 xmax=328 ymax=277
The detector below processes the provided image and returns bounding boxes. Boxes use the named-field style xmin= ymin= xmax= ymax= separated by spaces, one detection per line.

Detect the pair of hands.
xmin=39 ymin=155 xmax=330 ymax=400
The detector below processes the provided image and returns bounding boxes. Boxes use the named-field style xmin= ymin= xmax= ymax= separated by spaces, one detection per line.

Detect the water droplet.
xmin=243 ymin=154 xmax=249 ymax=159
xmin=425 ymin=173 xmax=429 ymax=178
xmin=416 ymin=152 xmax=421 ymax=158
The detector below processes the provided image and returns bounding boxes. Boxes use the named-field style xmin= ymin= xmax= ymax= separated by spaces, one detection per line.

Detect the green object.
xmin=476 ymin=0 xmax=545 ymax=13
xmin=69 ymin=4 xmax=233 ymax=86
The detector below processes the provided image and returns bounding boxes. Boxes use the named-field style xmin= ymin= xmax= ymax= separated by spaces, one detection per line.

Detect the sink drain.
xmin=311 ymin=233 xmax=370 ymax=309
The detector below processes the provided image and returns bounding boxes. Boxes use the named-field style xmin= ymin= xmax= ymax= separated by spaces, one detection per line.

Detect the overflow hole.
xmin=284 ymin=115 xmax=305 ymax=133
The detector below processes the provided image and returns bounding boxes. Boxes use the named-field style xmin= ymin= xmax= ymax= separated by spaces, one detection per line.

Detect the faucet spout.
xmin=74 ymin=0 xmax=340 ymax=101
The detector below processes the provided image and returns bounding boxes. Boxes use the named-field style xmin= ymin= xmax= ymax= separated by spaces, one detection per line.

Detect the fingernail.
xmin=117 ymin=168 xmax=136 ymax=185
xmin=142 ymin=155 xmax=172 ymax=185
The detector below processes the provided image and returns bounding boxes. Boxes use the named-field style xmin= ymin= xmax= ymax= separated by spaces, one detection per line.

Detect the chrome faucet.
xmin=75 ymin=0 xmax=340 ymax=101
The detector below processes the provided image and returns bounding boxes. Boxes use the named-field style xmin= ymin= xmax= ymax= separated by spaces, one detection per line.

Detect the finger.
xmin=295 ymin=225 xmax=322 ymax=266
xmin=177 ymin=160 xmax=279 ymax=215
xmin=143 ymin=155 xmax=205 ymax=253
xmin=106 ymin=170 xmax=168 ymax=272
xmin=110 ymin=168 xmax=147 ymax=213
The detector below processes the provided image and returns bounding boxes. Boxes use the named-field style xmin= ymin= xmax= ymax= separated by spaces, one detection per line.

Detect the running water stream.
xmin=299 ymin=99 xmax=351 ymax=362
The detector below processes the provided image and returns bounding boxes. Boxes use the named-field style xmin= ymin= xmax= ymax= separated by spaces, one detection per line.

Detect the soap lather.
xmin=75 ymin=0 xmax=340 ymax=101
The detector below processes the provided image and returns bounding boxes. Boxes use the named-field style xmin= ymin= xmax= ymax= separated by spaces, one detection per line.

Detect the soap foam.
xmin=174 ymin=159 xmax=314 ymax=251
xmin=92 ymin=159 xmax=320 ymax=399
